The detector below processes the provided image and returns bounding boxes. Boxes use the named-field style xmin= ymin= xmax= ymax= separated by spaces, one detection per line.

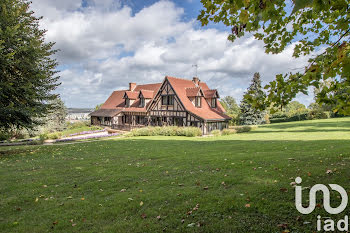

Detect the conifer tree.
xmin=240 ymin=73 xmax=266 ymax=125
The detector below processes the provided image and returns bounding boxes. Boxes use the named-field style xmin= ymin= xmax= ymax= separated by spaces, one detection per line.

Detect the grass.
xmin=0 ymin=118 xmax=350 ymax=232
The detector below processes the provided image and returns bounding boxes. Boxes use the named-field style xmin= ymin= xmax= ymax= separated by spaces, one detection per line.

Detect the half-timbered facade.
xmin=90 ymin=76 xmax=231 ymax=134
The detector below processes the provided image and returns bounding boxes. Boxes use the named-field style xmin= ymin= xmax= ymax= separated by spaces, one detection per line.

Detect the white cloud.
xmin=30 ymin=0 xmax=314 ymax=107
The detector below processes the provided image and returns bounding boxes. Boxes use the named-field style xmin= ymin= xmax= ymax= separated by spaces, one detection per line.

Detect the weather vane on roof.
xmin=192 ymin=64 xmax=198 ymax=77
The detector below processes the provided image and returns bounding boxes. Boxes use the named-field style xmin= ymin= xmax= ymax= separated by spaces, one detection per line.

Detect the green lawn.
xmin=1 ymin=118 xmax=349 ymax=232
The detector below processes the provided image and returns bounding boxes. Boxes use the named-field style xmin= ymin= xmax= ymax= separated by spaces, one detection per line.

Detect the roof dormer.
xmin=138 ymin=90 xmax=154 ymax=99
xmin=123 ymin=91 xmax=138 ymax=100
xmin=185 ymin=87 xmax=203 ymax=97
xmin=203 ymin=89 xmax=219 ymax=99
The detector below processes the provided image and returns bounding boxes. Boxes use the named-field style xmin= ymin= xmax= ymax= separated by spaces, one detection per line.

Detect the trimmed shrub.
xmin=307 ymin=110 xmax=329 ymax=120
xmin=221 ymin=128 xmax=237 ymax=135
xmin=129 ymin=126 xmax=202 ymax=137
xmin=210 ymin=130 xmax=221 ymax=136
xmin=47 ymin=132 xmax=62 ymax=139
xmin=230 ymin=125 xmax=254 ymax=133
xmin=270 ymin=113 xmax=308 ymax=123
xmin=39 ymin=133 xmax=48 ymax=142
xmin=0 ymin=131 xmax=11 ymax=141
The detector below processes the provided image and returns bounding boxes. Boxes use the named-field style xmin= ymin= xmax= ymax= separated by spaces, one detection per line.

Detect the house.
xmin=90 ymin=76 xmax=231 ymax=134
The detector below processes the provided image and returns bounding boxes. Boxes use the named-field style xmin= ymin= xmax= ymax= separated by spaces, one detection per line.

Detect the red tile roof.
xmin=95 ymin=83 xmax=161 ymax=115
xmin=93 ymin=77 xmax=230 ymax=121
xmin=185 ymin=87 xmax=201 ymax=97
xmin=124 ymin=91 xmax=139 ymax=100
xmin=166 ymin=76 xmax=230 ymax=121
xmin=100 ymin=90 xmax=127 ymax=109
xmin=203 ymin=89 xmax=218 ymax=99
xmin=139 ymin=90 xmax=154 ymax=99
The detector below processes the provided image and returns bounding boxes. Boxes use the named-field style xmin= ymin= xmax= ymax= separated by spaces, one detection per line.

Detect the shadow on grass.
xmin=257 ymin=119 xmax=350 ymax=133
xmin=0 ymin=148 xmax=31 ymax=157
xmin=248 ymin=128 xmax=350 ymax=133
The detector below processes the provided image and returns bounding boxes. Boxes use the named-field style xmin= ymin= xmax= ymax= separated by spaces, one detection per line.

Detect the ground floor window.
xmin=206 ymin=121 xmax=228 ymax=133
xmin=135 ymin=116 xmax=145 ymax=125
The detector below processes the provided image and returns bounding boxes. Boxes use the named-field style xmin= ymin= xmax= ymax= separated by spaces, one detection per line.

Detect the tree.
xmin=284 ymin=101 xmax=307 ymax=116
xmin=198 ymin=0 xmax=350 ymax=114
xmin=46 ymin=97 xmax=67 ymax=132
xmin=95 ymin=103 xmax=103 ymax=110
xmin=220 ymin=96 xmax=240 ymax=125
xmin=240 ymin=73 xmax=266 ymax=125
xmin=220 ymin=96 xmax=240 ymax=114
xmin=0 ymin=0 xmax=59 ymax=132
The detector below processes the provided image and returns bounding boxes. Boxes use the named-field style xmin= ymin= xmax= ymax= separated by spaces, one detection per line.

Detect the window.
xmin=211 ymin=98 xmax=217 ymax=108
xmin=139 ymin=98 xmax=145 ymax=107
xmin=161 ymin=95 xmax=174 ymax=105
xmin=125 ymin=98 xmax=130 ymax=107
xmin=162 ymin=96 xmax=167 ymax=105
xmin=195 ymin=96 xmax=201 ymax=107
xmin=136 ymin=116 xmax=143 ymax=124
xmin=168 ymin=95 xmax=174 ymax=105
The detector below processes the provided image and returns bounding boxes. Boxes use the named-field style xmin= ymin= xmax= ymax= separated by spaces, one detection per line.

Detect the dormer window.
xmin=195 ymin=96 xmax=201 ymax=107
xmin=139 ymin=97 xmax=145 ymax=107
xmin=125 ymin=98 xmax=130 ymax=107
xmin=211 ymin=98 xmax=216 ymax=108
xmin=162 ymin=95 xmax=174 ymax=105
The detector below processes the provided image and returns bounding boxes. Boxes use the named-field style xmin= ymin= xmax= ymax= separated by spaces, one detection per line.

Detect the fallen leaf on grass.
xmin=193 ymin=204 xmax=199 ymax=211
xmin=187 ymin=223 xmax=196 ymax=227
xmin=81 ymin=197 xmax=85 ymax=201
xmin=140 ymin=201 xmax=144 ymax=206
xmin=141 ymin=213 xmax=147 ymax=219
xmin=280 ymin=188 xmax=288 ymax=192
xmin=277 ymin=223 xmax=288 ymax=229
xmin=245 ymin=204 xmax=250 ymax=208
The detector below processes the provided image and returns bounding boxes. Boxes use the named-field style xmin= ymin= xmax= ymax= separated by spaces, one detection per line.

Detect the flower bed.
xmin=56 ymin=133 xmax=119 ymax=142
xmin=67 ymin=129 xmax=106 ymax=137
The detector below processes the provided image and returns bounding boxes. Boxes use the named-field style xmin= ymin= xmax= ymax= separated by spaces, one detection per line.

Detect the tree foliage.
xmin=284 ymin=101 xmax=307 ymax=115
xmin=240 ymin=73 xmax=266 ymax=125
xmin=220 ymin=96 xmax=240 ymax=125
xmin=95 ymin=103 xmax=103 ymax=110
xmin=220 ymin=96 xmax=240 ymax=114
xmin=0 ymin=0 xmax=59 ymax=132
xmin=198 ymin=0 xmax=350 ymax=114
xmin=45 ymin=97 xmax=67 ymax=132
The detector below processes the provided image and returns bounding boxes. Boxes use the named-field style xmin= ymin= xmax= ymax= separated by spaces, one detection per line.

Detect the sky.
xmin=30 ymin=0 xmax=315 ymax=108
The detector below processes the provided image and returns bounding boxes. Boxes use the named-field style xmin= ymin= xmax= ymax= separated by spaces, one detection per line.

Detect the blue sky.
xmin=30 ymin=0 xmax=314 ymax=108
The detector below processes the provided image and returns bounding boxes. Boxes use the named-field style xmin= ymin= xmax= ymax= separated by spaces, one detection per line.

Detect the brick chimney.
xmin=192 ymin=77 xmax=200 ymax=86
xmin=129 ymin=82 xmax=136 ymax=91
